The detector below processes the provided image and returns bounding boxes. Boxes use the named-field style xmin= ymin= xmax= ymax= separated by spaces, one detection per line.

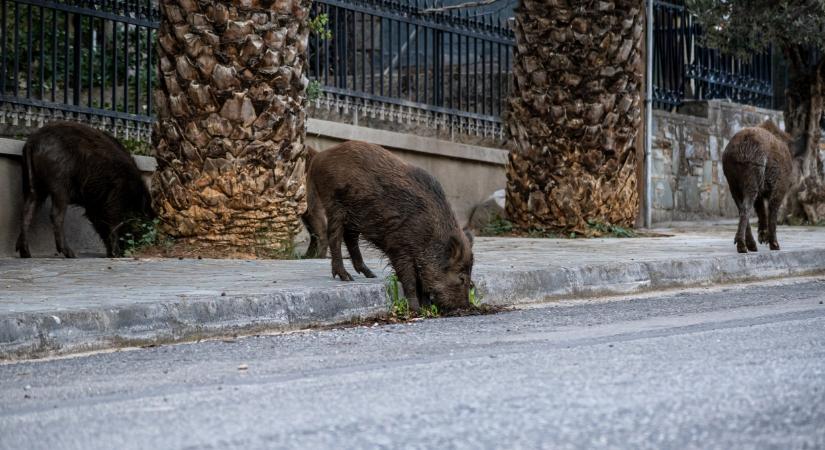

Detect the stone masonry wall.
xmin=651 ymin=100 xmax=784 ymax=223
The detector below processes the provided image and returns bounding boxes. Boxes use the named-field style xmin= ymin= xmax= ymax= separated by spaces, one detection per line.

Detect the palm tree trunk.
xmin=505 ymin=0 xmax=644 ymax=234
xmin=152 ymin=0 xmax=311 ymax=252
xmin=782 ymin=46 xmax=825 ymax=223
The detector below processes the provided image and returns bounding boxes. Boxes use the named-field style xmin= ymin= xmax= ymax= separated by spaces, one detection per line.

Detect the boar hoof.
xmin=63 ymin=247 xmax=77 ymax=258
xmin=735 ymin=241 xmax=748 ymax=253
xmin=16 ymin=244 xmax=31 ymax=258
xmin=758 ymin=230 xmax=769 ymax=244
xmin=333 ymin=268 xmax=354 ymax=281
xmin=746 ymin=240 xmax=757 ymax=252
xmin=770 ymin=241 xmax=780 ymax=251
xmin=357 ymin=267 xmax=377 ymax=278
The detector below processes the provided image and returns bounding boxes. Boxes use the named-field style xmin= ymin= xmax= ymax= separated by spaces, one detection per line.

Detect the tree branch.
xmin=420 ymin=0 xmax=502 ymax=14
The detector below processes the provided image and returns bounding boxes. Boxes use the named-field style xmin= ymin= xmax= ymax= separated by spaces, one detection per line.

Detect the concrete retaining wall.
xmin=651 ymin=100 xmax=784 ymax=224
xmin=0 ymin=120 xmax=507 ymax=257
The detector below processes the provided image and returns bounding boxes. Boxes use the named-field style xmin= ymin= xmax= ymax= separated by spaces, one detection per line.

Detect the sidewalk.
xmin=2 ymin=224 xmax=825 ymax=360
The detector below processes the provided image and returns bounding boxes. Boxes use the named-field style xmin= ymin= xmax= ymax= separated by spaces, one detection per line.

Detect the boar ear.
xmin=462 ymin=225 xmax=474 ymax=247
xmin=448 ymin=235 xmax=465 ymax=265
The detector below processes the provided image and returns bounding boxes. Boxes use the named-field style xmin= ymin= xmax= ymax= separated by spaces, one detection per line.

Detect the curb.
xmin=2 ymin=249 xmax=825 ymax=360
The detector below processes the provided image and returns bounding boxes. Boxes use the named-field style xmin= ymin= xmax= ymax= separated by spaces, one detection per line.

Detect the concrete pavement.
xmin=2 ymin=224 xmax=825 ymax=359
xmin=1 ymin=278 xmax=823 ymax=449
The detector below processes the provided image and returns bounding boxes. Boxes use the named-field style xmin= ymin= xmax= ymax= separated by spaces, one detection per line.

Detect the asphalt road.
xmin=1 ymin=278 xmax=824 ymax=450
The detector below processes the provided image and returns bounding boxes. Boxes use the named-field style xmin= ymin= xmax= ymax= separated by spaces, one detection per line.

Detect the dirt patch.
xmin=132 ymin=240 xmax=298 ymax=260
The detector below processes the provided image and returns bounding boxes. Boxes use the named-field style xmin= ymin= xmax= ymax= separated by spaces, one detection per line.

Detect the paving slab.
xmin=2 ymin=224 xmax=825 ymax=360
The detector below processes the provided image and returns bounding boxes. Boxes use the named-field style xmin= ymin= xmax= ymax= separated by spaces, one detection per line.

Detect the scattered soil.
xmin=345 ymin=303 xmax=507 ymax=326
xmin=132 ymin=240 xmax=297 ymax=260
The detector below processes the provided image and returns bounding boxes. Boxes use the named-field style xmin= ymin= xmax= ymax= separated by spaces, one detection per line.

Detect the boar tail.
xmin=21 ymin=141 xmax=35 ymax=196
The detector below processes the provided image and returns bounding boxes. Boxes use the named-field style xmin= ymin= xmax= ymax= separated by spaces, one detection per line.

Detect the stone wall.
xmin=651 ymin=100 xmax=784 ymax=224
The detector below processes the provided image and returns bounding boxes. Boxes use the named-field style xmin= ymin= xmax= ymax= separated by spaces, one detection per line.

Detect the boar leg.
xmin=91 ymin=222 xmax=114 ymax=257
xmin=768 ymin=196 xmax=782 ymax=251
xmin=734 ymin=196 xmax=753 ymax=254
xmin=755 ymin=196 xmax=769 ymax=244
xmin=745 ymin=222 xmax=758 ymax=252
xmin=301 ymin=209 xmax=327 ymax=258
xmin=390 ymin=257 xmax=420 ymax=311
xmin=49 ymin=193 xmax=76 ymax=258
xmin=15 ymin=194 xmax=41 ymax=258
xmin=326 ymin=208 xmax=353 ymax=281
xmin=343 ymin=229 xmax=375 ymax=278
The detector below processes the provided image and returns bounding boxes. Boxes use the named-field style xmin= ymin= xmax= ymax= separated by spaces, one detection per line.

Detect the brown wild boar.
xmin=15 ymin=121 xmax=154 ymax=258
xmin=722 ymin=120 xmax=793 ymax=253
xmin=304 ymin=141 xmax=474 ymax=311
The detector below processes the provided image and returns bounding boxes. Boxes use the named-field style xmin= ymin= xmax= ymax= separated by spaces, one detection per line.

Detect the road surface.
xmin=1 ymin=278 xmax=824 ymax=449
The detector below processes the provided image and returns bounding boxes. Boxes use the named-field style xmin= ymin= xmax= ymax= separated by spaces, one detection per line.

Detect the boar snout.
xmin=426 ymin=234 xmax=473 ymax=311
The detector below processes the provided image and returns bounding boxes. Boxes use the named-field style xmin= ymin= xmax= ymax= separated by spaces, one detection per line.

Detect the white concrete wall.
xmin=0 ymin=121 xmax=507 ymax=257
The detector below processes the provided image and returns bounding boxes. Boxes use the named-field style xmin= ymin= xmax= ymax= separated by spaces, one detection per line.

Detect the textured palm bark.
xmin=781 ymin=49 xmax=825 ymax=224
xmin=152 ymin=0 xmax=310 ymax=250
xmin=504 ymin=0 xmax=644 ymax=234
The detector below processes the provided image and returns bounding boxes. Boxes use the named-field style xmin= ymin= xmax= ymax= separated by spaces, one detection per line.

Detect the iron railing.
xmin=652 ymin=0 xmax=773 ymax=110
xmin=309 ymin=0 xmax=515 ymax=139
xmin=0 ymin=0 xmax=159 ymax=139
xmin=0 ymin=0 xmax=786 ymax=142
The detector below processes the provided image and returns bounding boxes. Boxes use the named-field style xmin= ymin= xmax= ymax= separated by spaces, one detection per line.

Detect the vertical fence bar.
xmin=124 ymin=22 xmax=129 ymax=112
xmin=414 ymin=10 xmax=419 ymax=102
xmin=26 ymin=4 xmax=32 ymax=98
xmin=369 ymin=13 xmax=374 ymax=95
xmin=360 ymin=11 xmax=365 ymax=93
xmin=73 ymin=13 xmax=80 ymax=106
xmin=136 ymin=26 xmax=141 ymax=114
xmin=423 ymin=24 xmax=427 ymax=105
xmin=473 ymin=35 xmax=478 ymax=113
xmin=387 ymin=18 xmax=392 ymax=97
xmin=51 ymin=8 xmax=56 ymax=101
xmin=448 ymin=27 xmax=452 ymax=109
xmin=496 ymin=40 xmax=502 ymax=115
xmin=481 ymin=33 xmax=486 ymax=115
xmin=13 ymin=1 xmax=19 ymax=98
xmin=379 ymin=15 xmax=384 ymax=96
xmin=62 ymin=11 xmax=68 ymax=104
xmin=405 ymin=19 xmax=410 ymax=100
xmin=395 ymin=15 xmax=401 ymax=100
xmin=324 ymin=7 xmax=330 ymax=86
xmin=147 ymin=26 xmax=153 ymax=116
xmin=88 ymin=17 xmax=93 ymax=107
xmin=39 ymin=6 xmax=44 ymax=99
xmin=352 ymin=9 xmax=357 ymax=93
xmin=340 ymin=7 xmax=347 ymax=90
xmin=457 ymin=33 xmax=462 ymax=110
xmin=112 ymin=20 xmax=117 ymax=113
xmin=101 ymin=19 xmax=106 ymax=108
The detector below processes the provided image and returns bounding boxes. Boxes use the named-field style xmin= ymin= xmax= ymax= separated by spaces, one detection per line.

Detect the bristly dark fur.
xmin=722 ymin=119 xmax=793 ymax=253
xmin=15 ymin=121 xmax=154 ymax=258
xmin=304 ymin=141 xmax=474 ymax=311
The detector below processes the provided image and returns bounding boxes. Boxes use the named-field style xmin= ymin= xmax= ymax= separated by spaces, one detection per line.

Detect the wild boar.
xmin=301 ymin=145 xmax=328 ymax=259
xmin=15 ymin=121 xmax=154 ymax=258
xmin=722 ymin=120 xmax=793 ymax=253
xmin=305 ymin=141 xmax=474 ymax=311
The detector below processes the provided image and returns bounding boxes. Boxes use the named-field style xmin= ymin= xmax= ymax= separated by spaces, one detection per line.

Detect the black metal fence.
xmin=0 ymin=0 xmax=159 ymax=138
xmin=308 ymin=0 xmax=515 ymax=138
xmin=0 ymin=0 xmax=787 ymax=142
xmin=652 ymin=0 xmax=773 ymax=110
